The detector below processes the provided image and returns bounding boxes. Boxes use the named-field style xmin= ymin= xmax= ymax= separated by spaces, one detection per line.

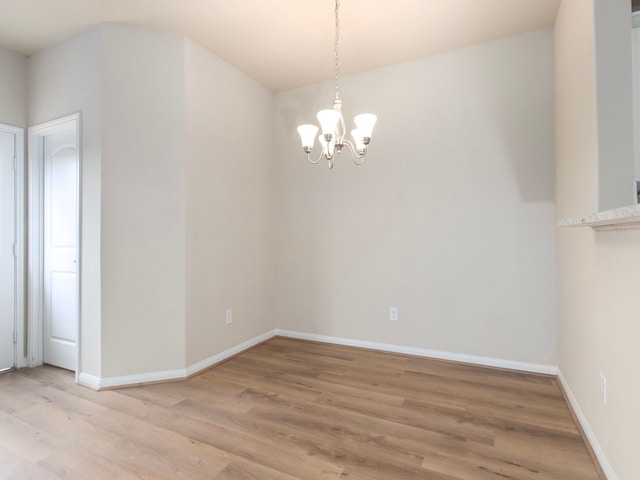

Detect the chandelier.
xmin=296 ymin=0 xmax=377 ymax=169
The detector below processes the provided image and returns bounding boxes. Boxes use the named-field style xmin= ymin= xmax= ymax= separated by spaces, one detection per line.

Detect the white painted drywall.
xmin=275 ymin=29 xmax=557 ymax=366
xmin=28 ymin=28 xmax=102 ymax=378
xmin=556 ymin=0 xmax=640 ymax=478
xmin=0 ymin=47 xmax=27 ymax=127
xmin=27 ymin=24 xmax=277 ymax=380
xmin=100 ymin=25 xmax=186 ymax=377
xmin=184 ymin=39 xmax=276 ymax=366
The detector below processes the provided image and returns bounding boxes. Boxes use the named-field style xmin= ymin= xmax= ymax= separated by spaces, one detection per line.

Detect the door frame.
xmin=0 ymin=123 xmax=25 ymax=371
xmin=28 ymin=113 xmax=81 ymax=379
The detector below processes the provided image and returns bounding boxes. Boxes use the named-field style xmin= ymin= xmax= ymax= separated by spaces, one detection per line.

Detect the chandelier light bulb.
xmin=351 ymin=129 xmax=366 ymax=153
xmin=353 ymin=113 xmax=377 ymax=140
xmin=297 ymin=124 xmax=319 ymax=151
xmin=316 ymin=109 xmax=342 ymax=137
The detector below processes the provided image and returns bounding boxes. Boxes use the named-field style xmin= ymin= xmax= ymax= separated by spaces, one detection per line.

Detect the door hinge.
xmin=13 ymin=242 xmax=17 ymax=258
xmin=13 ymin=156 xmax=17 ymax=171
xmin=13 ymin=330 xmax=17 ymax=345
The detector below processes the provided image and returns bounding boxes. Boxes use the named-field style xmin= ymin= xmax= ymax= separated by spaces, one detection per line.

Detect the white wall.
xmin=184 ymin=39 xmax=276 ymax=365
xmin=0 ymin=47 xmax=27 ymax=127
xmin=27 ymin=25 xmax=277 ymax=381
xmin=28 ymin=28 xmax=102 ymax=378
xmin=556 ymin=0 xmax=640 ymax=478
xmin=100 ymin=25 xmax=186 ymax=377
xmin=275 ymin=29 xmax=557 ymax=366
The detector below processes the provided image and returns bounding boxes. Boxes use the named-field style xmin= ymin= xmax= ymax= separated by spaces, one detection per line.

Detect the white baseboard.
xmin=77 ymin=372 xmax=101 ymax=390
xmin=557 ymin=369 xmax=617 ymax=480
xmin=77 ymin=329 xmax=276 ymax=389
xmin=185 ymin=330 xmax=275 ymax=377
xmin=79 ymin=329 xmax=556 ymax=386
xmin=86 ymin=368 xmax=187 ymax=390
xmin=77 ymin=327 xmax=556 ymax=385
xmin=274 ymin=329 xmax=558 ymax=375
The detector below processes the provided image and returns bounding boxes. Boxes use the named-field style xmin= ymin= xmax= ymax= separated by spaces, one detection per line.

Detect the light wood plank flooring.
xmin=0 ymin=337 xmax=602 ymax=479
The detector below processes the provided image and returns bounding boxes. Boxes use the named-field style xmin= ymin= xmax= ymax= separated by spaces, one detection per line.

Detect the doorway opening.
xmin=28 ymin=113 xmax=81 ymax=377
xmin=0 ymin=123 xmax=25 ymax=374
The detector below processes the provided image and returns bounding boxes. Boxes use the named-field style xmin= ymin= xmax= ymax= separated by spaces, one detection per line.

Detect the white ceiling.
xmin=0 ymin=0 xmax=561 ymax=92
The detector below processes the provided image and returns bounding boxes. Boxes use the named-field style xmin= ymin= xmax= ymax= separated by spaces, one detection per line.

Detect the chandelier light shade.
xmin=296 ymin=0 xmax=377 ymax=169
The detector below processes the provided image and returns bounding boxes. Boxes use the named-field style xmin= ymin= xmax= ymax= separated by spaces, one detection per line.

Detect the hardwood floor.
xmin=0 ymin=337 xmax=602 ymax=479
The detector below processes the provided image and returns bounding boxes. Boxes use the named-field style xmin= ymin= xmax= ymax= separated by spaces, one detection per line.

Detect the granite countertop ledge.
xmin=557 ymin=204 xmax=640 ymax=230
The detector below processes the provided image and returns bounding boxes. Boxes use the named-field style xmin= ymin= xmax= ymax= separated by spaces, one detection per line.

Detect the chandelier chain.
xmin=334 ymin=0 xmax=340 ymax=101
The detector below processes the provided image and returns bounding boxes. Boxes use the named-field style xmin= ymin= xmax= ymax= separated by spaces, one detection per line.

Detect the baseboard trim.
xmin=92 ymin=368 xmax=187 ymax=390
xmin=79 ymin=329 xmax=556 ymax=385
xmin=77 ymin=372 xmax=101 ymax=390
xmin=274 ymin=329 xmax=558 ymax=375
xmin=185 ymin=330 xmax=276 ymax=377
xmin=78 ymin=330 xmax=277 ymax=390
xmin=557 ymin=369 xmax=616 ymax=480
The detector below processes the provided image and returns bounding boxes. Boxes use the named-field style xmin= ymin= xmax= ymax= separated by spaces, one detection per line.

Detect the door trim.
xmin=28 ymin=113 xmax=81 ymax=379
xmin=0 ymin=123 xmax=25 ymax=371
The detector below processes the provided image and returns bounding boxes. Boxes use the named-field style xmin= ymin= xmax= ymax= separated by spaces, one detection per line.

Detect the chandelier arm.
xmin=307 ymin=149 xmax=324 ymax=165
xmin=343 ymin=140 xmax=366 ymax=165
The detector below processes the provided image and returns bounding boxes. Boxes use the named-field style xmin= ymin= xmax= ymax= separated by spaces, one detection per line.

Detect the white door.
xmin=43 ymin=129 xmax=78 ymax=371
xmin=0 ymin=130 xmax=16 ymax=372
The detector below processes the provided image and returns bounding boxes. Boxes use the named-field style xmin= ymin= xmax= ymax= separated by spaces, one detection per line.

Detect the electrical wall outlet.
xmin=225 ymin=309 xmax=233 ymax=325
xmin=600 ymin=373 xmax=607 ymax=404
xmin=389 ymin=306 xmax=398 ymax=321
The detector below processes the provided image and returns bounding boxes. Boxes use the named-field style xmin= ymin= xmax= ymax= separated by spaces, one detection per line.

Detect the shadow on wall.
xmin=462 ymin=38 xmax=555 ymax=204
